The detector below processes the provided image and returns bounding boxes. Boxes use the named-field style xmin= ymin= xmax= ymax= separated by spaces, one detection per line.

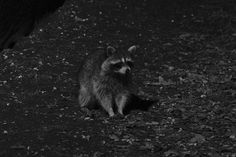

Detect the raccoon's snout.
xmin=118 ymin=66 xmax=131 ymax=74
xmin=126 ymin=67 xmax=131 ymax=73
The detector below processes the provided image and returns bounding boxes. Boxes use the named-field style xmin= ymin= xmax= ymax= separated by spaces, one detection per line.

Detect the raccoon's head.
xmin=100 ymin=45 xmax=137 ymax=76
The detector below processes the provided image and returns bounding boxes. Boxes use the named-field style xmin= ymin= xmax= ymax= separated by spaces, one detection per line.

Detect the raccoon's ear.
xmin=106 ymin=46 xmax=116 ymax=56
xmin=128 ymin=45 xmax=138 ymax=53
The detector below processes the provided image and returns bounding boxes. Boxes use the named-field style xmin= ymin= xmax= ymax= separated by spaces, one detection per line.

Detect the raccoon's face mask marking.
xmin=116 ymin=64 xmax=131 ymax=74
xmin=101 ymin=45 xmax=137 ymax=75
xmin=112 ymin=58 xmax=134 ymax=75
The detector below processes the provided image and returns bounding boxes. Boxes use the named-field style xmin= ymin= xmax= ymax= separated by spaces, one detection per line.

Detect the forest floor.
xmin=0 ymin=0 xmax=235 ymax=156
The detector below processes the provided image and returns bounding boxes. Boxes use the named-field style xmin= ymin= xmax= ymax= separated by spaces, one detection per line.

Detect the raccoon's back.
xmin=78 ymin=49 xmax=106 ymax=84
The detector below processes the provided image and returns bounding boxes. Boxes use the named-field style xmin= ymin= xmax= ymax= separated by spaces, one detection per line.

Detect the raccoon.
xmin=78 ymin=45 xmax=137 ymax=117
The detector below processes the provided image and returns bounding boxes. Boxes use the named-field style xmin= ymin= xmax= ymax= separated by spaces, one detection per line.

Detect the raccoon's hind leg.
xmin=115 ymin=92 xmax=129 ymax=115
xmin=78 ymin=85 xmax=92 ymax=108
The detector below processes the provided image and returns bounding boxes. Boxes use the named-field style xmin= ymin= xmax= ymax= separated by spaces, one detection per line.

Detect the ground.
xmin=0 ymin=0 xmax=236 ymax=156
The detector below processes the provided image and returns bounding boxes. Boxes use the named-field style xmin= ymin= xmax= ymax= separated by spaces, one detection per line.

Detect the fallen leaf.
xmin=139 ymin=142 xmax=154 ymax=151
xmin=190 ymin=134 xmax=206 ymax=143
xmin=109 ymin=134 xmax=119 ymax=141
xmin=164 ymin=150 xmax=179 ymax=157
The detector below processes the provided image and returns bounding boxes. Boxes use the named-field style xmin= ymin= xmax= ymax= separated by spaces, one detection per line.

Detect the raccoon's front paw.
xmin=110 ymin=113 xmax=126 ymax=120
xmin=118 ymin=109 xmax=124 ymax=116
xmin=81 ymin=107 xmax=92 ymax=117
xmin=108 ymin=111 xmax=115 ymax=117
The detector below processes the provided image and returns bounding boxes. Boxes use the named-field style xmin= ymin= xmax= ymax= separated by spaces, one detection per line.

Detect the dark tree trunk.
xmin=0 ymin=0 xmax=65 ymax=51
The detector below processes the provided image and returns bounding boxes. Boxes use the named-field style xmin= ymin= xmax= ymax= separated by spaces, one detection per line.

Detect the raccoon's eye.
xmin=126 ymin=61 xmax=134 ymax=68
xmin=113 ymin=63 xmax=123 ymax=69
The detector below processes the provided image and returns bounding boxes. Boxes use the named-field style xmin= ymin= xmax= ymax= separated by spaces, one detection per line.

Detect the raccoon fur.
xmin=78 ymin=45 xmax=137 ymax=117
